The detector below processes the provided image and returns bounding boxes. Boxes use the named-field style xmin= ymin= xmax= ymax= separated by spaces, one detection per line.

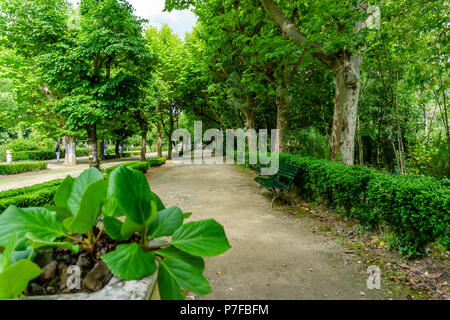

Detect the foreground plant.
xmin=0 ymin=166 xmax=230 ymax=299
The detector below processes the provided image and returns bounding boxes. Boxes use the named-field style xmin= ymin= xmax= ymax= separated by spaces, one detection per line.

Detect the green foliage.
xmin=0 ymin=161 xmax=48 ymax=175
xmin=103 ymin=161 xmax=150 ymax=175
xmin=285 ymin=127 xmax=330 ymax=159
xmin=0 ymin=179 xmax=63 ymax=200
xmin=245 ymin=152 xmax=449 ymax=257
xmin=0 ymin=234 xmax=42 ymax=299
xmin=0 ymin=166 xmax=230 ymax=299
xmin=0 ymin=150 xmax=55 ymax=162
xmin=146 ymin=158 xmax=167 ymax=167
xmin=0 ymin=186 xmax=59 ymax=212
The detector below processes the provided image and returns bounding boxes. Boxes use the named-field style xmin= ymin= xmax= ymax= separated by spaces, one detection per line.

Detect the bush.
xmin=10 ymin=150 xmax=55 ymax=161
xmin=146 ymin=158 xmax=166 ymax=167
xmin=0 ymin=179 xmax=63 ymax=200
xmin=366 ymin=174 xmax=450 ymax=257
xmin=243 ymin=152 xmax=450 ymax=257
xmin=0 ymin=162 xmax=48 ymax=175
xmin=103 ymin=162 xmax=149 ymax=175
xmin=0 ymin=186 xmax=59 ymax=212
xmin=75 ymin=147 xmax=89 ymax=157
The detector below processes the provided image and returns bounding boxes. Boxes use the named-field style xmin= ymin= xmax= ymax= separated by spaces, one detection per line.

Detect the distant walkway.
xmin=0 ymin=152 xmax=166 ymax=191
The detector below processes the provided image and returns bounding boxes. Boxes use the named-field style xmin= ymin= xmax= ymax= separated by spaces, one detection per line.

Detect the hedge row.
xmin=0 ymin=186 xmax=59 ymax=212
xmin=0 ymin=179 xmax=63 ymax=200
xmin=243 ymin=152 xmax=450 ymax=257
xmin=147 ymin=158 xmax=166 ymax=167
xmin=0 ymin=147 xmax=89 ymax=161
xmin=0 ymin=162 xmax=48 ymax=175
xmin=103 ymin=161 xmax=150 ymax=175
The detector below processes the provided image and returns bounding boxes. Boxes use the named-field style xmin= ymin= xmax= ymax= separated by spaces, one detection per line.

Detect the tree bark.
xmin=275 ymin=83 xmax=292 ymax=153
xmin=99 ymin=140 xmax=105 ymax=161
xmin=330 ymin=53 xmax=362 ymax=165
xmin=64 ymin=135 xmax=77 ymax=166
xmin=87 ymin=124 xmax=99 ymax=169
xmin=140 ymin=129 xmax=147 ymax=162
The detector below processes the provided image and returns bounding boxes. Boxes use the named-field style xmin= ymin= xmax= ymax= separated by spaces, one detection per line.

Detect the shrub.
xmin=244 ymin=152 xmax=450 ymax=257
xmin=0 ymin=186 xmax=59 ymax=212
xmin=0 ymin=179 xmax=63 ymax=200
xmin=0 ymin=162 xmax=48 ymax=175
xmin=75 ymin=147 xmax=89 ymax=157
xmin=12 ymin=150 xmax=55 ymax=161
xmin=147 ymin=157 xmax=166 ymax=167
xmin=366 ymin=174 xmax=450 ymax=257
xmin=103 ymin=161 xmax=149 ymax=175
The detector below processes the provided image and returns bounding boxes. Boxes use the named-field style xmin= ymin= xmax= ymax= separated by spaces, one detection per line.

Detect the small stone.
xmin=309 ymin=268 xmax=313 ymax=272
xmin=282 ymin=264 xmax=287 ymax=267
xmin=58 ymin=262 xmax=69 ymax=290
xmin=61 ymin=288 xmax=72 ymax=294
xmin=360 ymin=291 xmax=366 ymax=296
xmin=41 ymin=261 xmax=58 ymax=280
xmin=30 ymin=283 xmax=46 ymax=295
xmin=46 ymin=286 xmax=56 ymax=295
xmin=216 ymin=272 xmax=222 ymax=276
xmin=82 ymin=260 xmax=113 ymax=292
xmin=76 ymin=253 xmax=91 ymax=268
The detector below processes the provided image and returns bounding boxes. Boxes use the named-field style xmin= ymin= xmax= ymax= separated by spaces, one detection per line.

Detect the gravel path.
xmin=147 ymin=160 xmax=398 ymax=300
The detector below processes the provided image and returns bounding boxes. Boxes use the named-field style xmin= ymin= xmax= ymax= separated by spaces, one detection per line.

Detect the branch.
xmin=259 ymin=0 xmax=336 ymax=67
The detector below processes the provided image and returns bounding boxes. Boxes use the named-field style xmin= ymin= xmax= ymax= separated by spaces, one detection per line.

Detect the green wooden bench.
xmin=254 ymin=162 xmax=299 ymax=207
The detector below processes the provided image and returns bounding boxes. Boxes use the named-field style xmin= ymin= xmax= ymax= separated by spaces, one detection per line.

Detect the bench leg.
xmin=271 ymin=189 xmax=280 ymax=208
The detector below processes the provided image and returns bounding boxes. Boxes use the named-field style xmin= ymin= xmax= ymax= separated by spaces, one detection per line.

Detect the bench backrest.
xmin=273 ymin=162 xmax=299 ymax=189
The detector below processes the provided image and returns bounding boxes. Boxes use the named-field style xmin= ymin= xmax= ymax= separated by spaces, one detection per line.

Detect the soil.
xmin=26 ymin=230 xmax=119 ymax=296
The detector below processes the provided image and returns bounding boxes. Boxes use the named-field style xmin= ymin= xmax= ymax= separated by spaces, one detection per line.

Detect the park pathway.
xmin=147 ymin=160 xmax=395 ymax=300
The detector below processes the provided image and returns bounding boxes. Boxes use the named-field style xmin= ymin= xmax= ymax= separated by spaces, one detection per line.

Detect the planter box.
xmin=24 ymin=273 xmax=158 ymax=300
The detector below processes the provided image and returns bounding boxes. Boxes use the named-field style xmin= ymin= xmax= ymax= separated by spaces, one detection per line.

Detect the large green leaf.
xmin=54 ymin=175 xmax=75 ymax=208
xmin=156 ymin=246 xmax=205 ymax=273
xmin=108 ymin=166 xmax=154 ymax=224
xmin=102 ymin=197 xmax=124 ymax=218
xmin=103 ymin=216 xmax=130 ymax=241
xmin=171 ymin=219 xmax=231 ymax=257
xmin=0 ymin=233 xmax=17 ymax=273
xmin=44 ymin=205 xmax=72 ymax=221
xmin=67 ymin=168 xmax=103 ymax=215
xmin=0 ymin=206 xmax=66 ymax=250
xmin=65 ymin=179 xmax=107 ymax=234
xmin=148 ymin=206 xmax=183 ymax=239
xmin=25 ymin=233 xmax=79 ymax=254
xmin=157 ymin=255 xmax=210 ymax=300
xmin=0 ymin=260 xmax=42 ymax=299
xmin=101 ymin=243 xmax=157 ymax=281
xmin=150 ymin=191 xmax=165 ymax=211
xmin=120 ymin=216 xmax=145 ymax=238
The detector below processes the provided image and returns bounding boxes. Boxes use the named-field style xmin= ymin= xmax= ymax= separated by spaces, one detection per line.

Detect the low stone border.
xmin=24 ymin=273 xmax=158 ymax=300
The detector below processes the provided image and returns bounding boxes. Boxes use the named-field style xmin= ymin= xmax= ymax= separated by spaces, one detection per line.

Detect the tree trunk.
xmin=275 ymin=83 xmax=292 ymax=153
xmin=140 ymin=129 xmax=147 ymax=162
xmin=157 ymin=110 xmax=163 ymax=158
xmin=87 ymin=124 xmax=99 ymax=169
xmin=64 ymin=135 xmax=77 ymax=166
xmin=99 ymin=140 xmax=105 ymax=161
xmin=330 ymin=53 xmax=362 ymax=165
xmin=166 ymin=113 xmax=175 ymax=160
xmin=115 ymin=140 xmax=120 ymax=159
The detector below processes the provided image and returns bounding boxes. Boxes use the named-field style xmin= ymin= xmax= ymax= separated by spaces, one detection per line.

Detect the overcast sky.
xmin=68 ymin=0 xmax=197 ymax=38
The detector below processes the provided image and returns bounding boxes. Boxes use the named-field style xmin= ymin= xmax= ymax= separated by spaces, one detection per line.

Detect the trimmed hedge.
xmin=0 ymin=179 xmax=63 ymax=200
xmin=0 ymin=162 xmax=48 ymax=175
xmin=103 ymin=161 xmax=150 ymax=175
xmin=147 ymin=158 xmax=166 ymax=167
xmin=242 ymin=152 xmax=450 ymax=257
xmin=0 ymin=186 xmax=59 ymax=212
